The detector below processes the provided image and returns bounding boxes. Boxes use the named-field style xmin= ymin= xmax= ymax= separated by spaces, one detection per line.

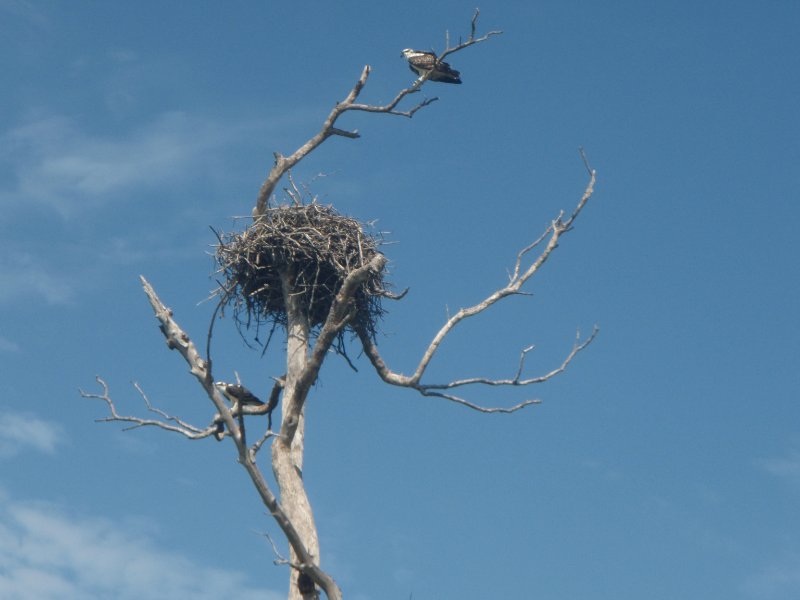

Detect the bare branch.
xmin=328 ymin=127 xmax=360 ymax=139
xmin=140 ymin=276 xmax=242 ymax=436
xmin=250 ymin=428 xmax=279 ymax=461
xmin=356 ymin=164 xmax=598 ymax=412
xmin=137 ymin=277 xmax=342 ymax=598
xmin=565 ymin=149 xmax=596 ymax=230
xmin=260 ymin=535 xmax=326 ymax=600
xmin=280 ymin=253 xmax=388 ymax=444
xmin=261 ymin=531 xmax=291 ymax=566
xmin=358 ymin=326 xmax=597 ymax=413
xmin=515 ymin=345 xmax=536 ymax=380
xmin=80 ymin=377 xmax=218 ymax=438
xmin=347 ymin=91 xmax=438 ymax=118
xmin=419 ymin=391 xmax=540 ymax=413
xmin=379 ymin=287 xmax=410 ymax=301
xmin=439 ymin=8 xmax=503 ymax=62
xmin=423 ymin=327 xmax=599 ymax=391
xmin=510 ymin=224 xmax=553 ymax=282
xmin=253 ymin=11 xmax=500 ymax=219
xmin=253 ymin=65 xmax=371 ymax=218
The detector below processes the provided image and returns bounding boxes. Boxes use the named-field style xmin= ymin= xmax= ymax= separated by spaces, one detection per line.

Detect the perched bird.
xmin=213 ymin=382 xmax=268 ymax=441
xmin=216 ymin=382 xmax=265 ymax=406
xmin=401 ymin=48 xmax=462 ymax=84
xmin=297 ymin=572 xmax=315 ymax=595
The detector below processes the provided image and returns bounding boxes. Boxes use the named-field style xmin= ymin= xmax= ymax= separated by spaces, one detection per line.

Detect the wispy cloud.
xmin=0 ymin=0 xmax=50 ymax=28
xmin=0 ymin=412 xmax=63 ymax=458
xmin=0 ymin=335 xmax=20 ymax=353
xmin=0 ymin=252 xmax=76 ymax=305
xmin=743 ymin=553 xmax=800 ymax=598
xmin=759 ymin=448 xmax=800 ymax=488
xmin=0 ymin=493 xmax=283 ymax=600
xmin=0 ymin=112 xmax=245 ymax=217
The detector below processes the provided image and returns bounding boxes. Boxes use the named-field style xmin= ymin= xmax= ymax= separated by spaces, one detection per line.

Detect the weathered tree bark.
xmin=270 ymin=255 xmax=388 ymax=598
xmin=274 ymin=268 xmax=320 ymax=599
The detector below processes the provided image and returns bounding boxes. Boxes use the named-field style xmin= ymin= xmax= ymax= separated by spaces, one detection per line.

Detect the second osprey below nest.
xmin=216 ymin=382 xmax=265 ymax=406
xmin=401 ymin=49 xmax=462 ymax=84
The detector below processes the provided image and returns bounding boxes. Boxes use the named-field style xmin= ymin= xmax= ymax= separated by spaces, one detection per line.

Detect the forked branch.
xmin=293 ymin=254 xmax=388 ymax=414
xmin=80 ymin=377 xmax=219 ymax=438
xmin=356 ymin=162 xmax=598 ymax=412
xmin=85 ymin=277 xmax=342 ymax=600
xmin=439 ymin=8 xmax=502 ymax=63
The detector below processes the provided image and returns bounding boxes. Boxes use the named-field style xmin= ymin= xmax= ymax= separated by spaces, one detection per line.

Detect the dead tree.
xmin=81 ymin=11 xmax=597 ymax=600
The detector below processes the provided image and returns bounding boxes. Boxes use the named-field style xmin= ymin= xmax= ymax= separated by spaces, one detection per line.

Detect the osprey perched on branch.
xmin=401 ymin=49 xmax=462 ymax=84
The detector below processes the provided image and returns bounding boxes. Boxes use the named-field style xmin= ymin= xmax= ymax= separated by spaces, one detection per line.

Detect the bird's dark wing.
xmin=430 ymin=61 xmax=462 ymax=84
xmin=405 ymin=50 xmax=461 ymax=84
xmin=438 ymin=59 xmax=458 ymax=73
xmin=224 ymin=384 xmax=264 ymax=406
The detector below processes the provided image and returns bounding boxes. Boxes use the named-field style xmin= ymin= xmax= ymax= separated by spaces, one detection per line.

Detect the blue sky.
xmin=1 ymin=1 xmax=799 ymax=598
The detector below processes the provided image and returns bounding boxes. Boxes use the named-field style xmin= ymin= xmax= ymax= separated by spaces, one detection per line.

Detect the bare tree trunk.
xmin=275 ymin=269 xmax=320 ymax=599
xmin=273 ymin=416 xmax=319 ymax=598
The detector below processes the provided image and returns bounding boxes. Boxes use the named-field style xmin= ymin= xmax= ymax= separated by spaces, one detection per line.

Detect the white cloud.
xmin=0 ymin=111 xmax=257 ymax=218
xmin=0 ymin=493 xmax=283 ymax=600
xmin=0 ymin=412 xmax=63 ymax=458
xmin=0 ymin=252 xmax=76 ymax=306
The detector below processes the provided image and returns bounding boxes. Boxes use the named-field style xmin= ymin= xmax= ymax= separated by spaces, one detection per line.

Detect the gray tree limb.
xmin=355 ymin=162 xmax=598 ymax=412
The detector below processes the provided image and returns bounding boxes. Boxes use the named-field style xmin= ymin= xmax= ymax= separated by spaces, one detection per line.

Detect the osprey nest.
xmin=214 ymin=204 xmax=389 ymax=345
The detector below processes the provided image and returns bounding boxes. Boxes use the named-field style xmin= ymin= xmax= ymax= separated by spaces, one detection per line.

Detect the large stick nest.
xmin=214 ymin=204 xmax=388 ymax=347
